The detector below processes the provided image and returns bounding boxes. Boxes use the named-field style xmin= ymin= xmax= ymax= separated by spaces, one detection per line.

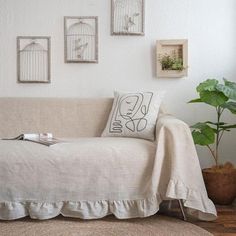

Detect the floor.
xmin=194 ymin=205 xmax=236 ymax=236
xmin=163 ymin=201 xmax=236 ymax=236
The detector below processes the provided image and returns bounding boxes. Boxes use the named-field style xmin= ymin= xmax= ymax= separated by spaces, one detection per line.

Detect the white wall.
xmin=0 ymin=0 xmax=236 ymax=167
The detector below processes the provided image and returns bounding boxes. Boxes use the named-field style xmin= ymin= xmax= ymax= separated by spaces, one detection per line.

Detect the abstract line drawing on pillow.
xmin=109 ymin=92 xmax=153 ymax=133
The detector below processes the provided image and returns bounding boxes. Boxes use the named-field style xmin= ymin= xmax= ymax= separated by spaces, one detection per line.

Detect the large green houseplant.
xmin=189 ymin=78 xmax=236 ymax=205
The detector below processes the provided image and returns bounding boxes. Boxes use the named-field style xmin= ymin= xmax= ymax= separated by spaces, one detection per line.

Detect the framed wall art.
xmin=64 ymin=16 xmax=98 ymax=63
xmin=111 ymin=0 xmax=145 ymax=36
xmin=156 ymin=39 xmax=188 ymax=78
xmin=17 ymin=36 xmax=51 ymax=83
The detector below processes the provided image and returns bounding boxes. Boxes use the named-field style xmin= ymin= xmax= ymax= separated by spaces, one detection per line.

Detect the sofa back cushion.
xmin=0 ymin=98 xmax=114 ymax=138
xmin=0 ymin=97 xmax=165 ymax=138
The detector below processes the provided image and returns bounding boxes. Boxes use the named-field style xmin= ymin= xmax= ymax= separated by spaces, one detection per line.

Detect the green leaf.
xmin=191 ymin=122 xmax=211 ymax=129
xmin=221 ymin=102 xmax=236 ymax=114
xmin=188 ymin=98 xmax=202 ymax=103
xmin=206 ymin=121 xmax=227 ymax=126
xmin=224 ymin=78 xmax=236 ymax=88
xmin=196 ymin=79 xmax=218 ymax=93
xmin=216 ymin=79 xmax=236 ymax=100
xmin=200 ymin=90 xmax=228 ymax=107
xmin=191 ymin=123 xmax=215 ymax=146
xmin=191 ymin=122 xmax=218 ymax=134
xmin=219 ymin=124 xmax=236 ymax=130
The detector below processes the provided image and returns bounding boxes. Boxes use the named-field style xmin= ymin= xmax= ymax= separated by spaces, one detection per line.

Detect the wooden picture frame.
xmin=156 ymin=39 xmax=188 ymax=78
xmin=17 ymin=36 xmax=51 ymax=83
xmin=111 ymin=0 xmax=145 ymax=36
xmin=64 ymin=16 xmax=98 ymax=63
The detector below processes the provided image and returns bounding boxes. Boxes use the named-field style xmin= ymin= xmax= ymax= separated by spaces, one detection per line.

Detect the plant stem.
xmin=206 ymin=145 xmax=217 ymax=164
xmin=218 ymin=130 xmax=224 ymax=145
xmin=215 ymin=106 xmax=222 ymax=167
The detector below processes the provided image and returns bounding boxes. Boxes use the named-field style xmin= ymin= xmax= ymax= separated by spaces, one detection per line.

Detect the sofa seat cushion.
xmin=0 ymin=138 xmax=156 ymax=203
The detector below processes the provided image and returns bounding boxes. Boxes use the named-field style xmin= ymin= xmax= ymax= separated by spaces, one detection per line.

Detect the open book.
xmin=2 ymin=133 xmax=62 ymax=146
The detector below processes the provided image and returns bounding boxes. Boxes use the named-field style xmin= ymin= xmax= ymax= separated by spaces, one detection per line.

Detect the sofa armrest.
xmin=154 ymin=113 xmax=201 ymax=181
xmin=153 ymin=113 xmax=217 ymax=221
xmin=155 ymin=114 xmax=189 ymax=139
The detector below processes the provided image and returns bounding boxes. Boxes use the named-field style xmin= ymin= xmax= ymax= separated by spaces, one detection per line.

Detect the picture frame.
xmin=17 ymin=36 xmax=51 ymax=83
xmin=111 ymin=0 xmax=145 ymax=36
xmin=156 ymin=39 xmax=188 ymax=78
xmin=64 ymin=16 xmax=98 ymax=63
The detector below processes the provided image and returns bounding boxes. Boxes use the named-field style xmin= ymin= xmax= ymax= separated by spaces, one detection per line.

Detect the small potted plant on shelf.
xmin=189 ymin=78 xmax=236 ymax=205
xmin=159 ymin=50 xmax=185 ymax=71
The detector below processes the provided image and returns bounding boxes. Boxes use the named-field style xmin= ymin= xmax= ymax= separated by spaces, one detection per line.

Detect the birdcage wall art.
xmin=64 ymin=16 xmax=98 ymax=63
xmin=111 ymin=0 xmax=145 ymax=35
xmin=17 ymin=36 xmax=51 ymax=83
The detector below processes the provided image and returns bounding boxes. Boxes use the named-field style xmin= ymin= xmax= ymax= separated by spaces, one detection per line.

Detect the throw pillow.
xmin=102 ymin=91 xmax=165 ymax=141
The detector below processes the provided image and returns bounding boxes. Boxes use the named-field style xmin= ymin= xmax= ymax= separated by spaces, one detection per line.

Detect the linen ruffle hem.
xmin=0 ymin=179 xmax=217 ymax=221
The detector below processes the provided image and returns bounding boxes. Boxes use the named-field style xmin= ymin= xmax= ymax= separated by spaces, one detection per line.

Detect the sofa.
xmin=0 ymin=98 xmax=217 ymax=221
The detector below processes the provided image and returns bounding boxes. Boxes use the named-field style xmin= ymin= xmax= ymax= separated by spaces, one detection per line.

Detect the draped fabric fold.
xmin=155 ymin=114 xmax=217 ymax=221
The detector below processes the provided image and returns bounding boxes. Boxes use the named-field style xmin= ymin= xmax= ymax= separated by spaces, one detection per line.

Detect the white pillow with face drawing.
xmin=102 ymin=91 xmax=165 ymax=141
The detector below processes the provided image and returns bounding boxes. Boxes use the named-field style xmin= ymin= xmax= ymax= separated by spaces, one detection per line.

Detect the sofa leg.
xmin=178 ymin=199 xmax=187 ymax=221
xmin=167 ymin=200 xmax=172 ymax=210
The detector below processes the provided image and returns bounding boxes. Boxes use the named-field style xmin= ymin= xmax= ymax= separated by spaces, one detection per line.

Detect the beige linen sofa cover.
xmin=0 ymin=98 xmax=115 ymax=138
xmin=0 ymin=98 xmax=217 ymax=221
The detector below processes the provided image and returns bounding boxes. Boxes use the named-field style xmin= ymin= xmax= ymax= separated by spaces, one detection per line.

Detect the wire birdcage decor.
xmin=17 ymin=36 xmax=50 ymax=83
xmin=111 ymin=0 xmax=145 ymax=35
xmin=64 ymin=16 xmax=98 ymax=63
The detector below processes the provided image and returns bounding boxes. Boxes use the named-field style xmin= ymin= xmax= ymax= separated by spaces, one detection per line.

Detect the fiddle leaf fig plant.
xmin=189 ymin=78 xmax=236 ymax=167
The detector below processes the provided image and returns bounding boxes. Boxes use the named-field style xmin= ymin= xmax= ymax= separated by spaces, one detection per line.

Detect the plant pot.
xmin=202 ymin=168 xmax=236 ymax=205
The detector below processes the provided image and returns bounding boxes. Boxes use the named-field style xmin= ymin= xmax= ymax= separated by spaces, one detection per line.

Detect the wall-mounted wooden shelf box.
xmin=156 ymin=39 xmax=188 ymax=78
